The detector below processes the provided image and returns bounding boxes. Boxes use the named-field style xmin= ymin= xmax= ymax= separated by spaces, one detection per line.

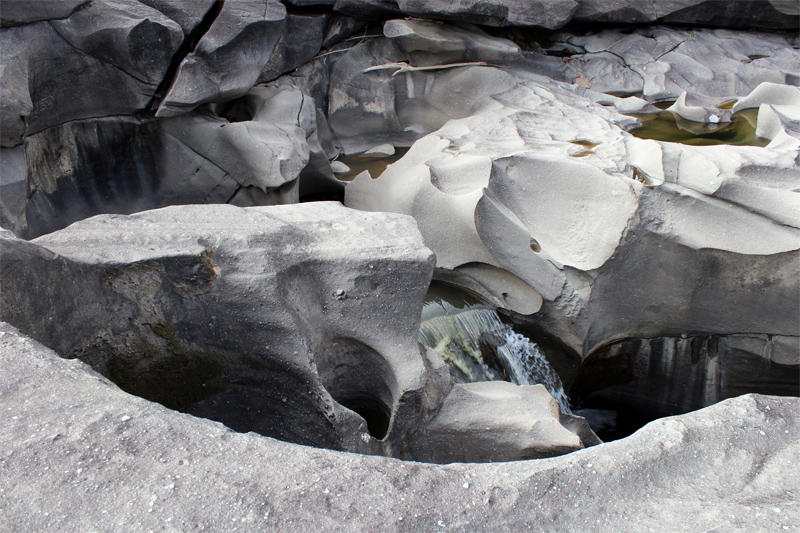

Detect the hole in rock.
xmin=314 ymin=337 xmax=396 ymax=440
xmin=214 ymin=95 xmax=256 ymax=123
xmin=332 ymin=147 xmax=410 ymax=182
xmin=570 ymin=140 xmax=600 ymax=148
xmin=630 ymin=165 xmax=654 ymax=186
xmin=88 ymin=340 xmax=345 ymax=450
xmin=742 ymin=54 xmax=770 ymax=64
xmin=338 ymin=395 xmax=391 ymax=440
xmin=629 ymin=108 xmax=769 ymax=146
xmin=570 ymin=335 xmax=800 ymax=441
xmin=419 ymin=281 xmax=571 ymax=413
xmin=567 ymin=141 xmax=600 ymax=158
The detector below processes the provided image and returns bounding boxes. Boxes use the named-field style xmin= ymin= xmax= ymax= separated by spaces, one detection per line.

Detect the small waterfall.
xmin=498 ymin=329 xmax=571 ymax=413
xmin=419 ymin=308 xmax=571 ymax=413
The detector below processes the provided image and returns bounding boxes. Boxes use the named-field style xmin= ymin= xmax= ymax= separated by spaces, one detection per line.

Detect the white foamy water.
xmin=419 ymin=308 xmax=571 ymax=413
xmin=498 ymin=329 xmax=571 ymax=413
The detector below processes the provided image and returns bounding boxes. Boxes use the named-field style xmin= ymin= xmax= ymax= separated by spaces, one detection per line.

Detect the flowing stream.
xmin=419 ymin=283 xmax=571 ymax=413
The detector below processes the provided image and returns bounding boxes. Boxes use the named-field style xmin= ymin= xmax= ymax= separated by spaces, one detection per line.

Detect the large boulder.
xmin=0 ymin=202 xmax=593 ymax=461
xmin=49 ymin=0 xmax=184 ymax=87
xmin=0 ymin=0 xmax=216 ymax=148
xmin=0 ymin=19 xmax=168 ymax=143
xmin=1 ymin=322 xmax=797 ymax=531
xmin=256 ymin=13 xmax=327 ymax=84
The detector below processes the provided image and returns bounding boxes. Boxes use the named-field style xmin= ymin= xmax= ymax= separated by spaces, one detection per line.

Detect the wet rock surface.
xmin=1 ymin=322 xmax=798 ymax=531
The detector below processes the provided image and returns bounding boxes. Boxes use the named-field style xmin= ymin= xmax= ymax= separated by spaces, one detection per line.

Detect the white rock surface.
xmin=341 ymin=27 xmax=800 ymax=365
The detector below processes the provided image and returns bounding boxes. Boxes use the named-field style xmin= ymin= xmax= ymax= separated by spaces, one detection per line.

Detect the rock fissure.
xmin=147 ymin=0 xmax=226 ymax=114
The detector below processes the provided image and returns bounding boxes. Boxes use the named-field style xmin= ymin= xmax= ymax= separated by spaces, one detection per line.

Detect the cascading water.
xmin=500 ymin=328 xmax=571 ymax=413
xmin=419 ymin=284 xmax=571 ymax=413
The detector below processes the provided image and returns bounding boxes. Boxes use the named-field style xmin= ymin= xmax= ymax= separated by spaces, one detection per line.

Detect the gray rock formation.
xmin=9 ymin=81 xmax=327 ymax=238
xmin=549 ymin=27 xmax=799 ymax=101
xmin=50 ymin=0 xmax=184 ymax=87
xmin=0 ymin=202 xmax=593 ymax=461
xmin=1 ymin=321 xmax=797 ymax=530
xmin=154 ymin=0 xmax=288 ymax=117
xmin=333 ymin=0 xmax=579 ymax=29
xmin=1 ymin=19 xmax=167 ymax=141
xmin=0 ymin=0 xmax=90 ymax=27
xmin=1 ymin=2 xmax=798 ymax=528
xmin=574 ymin=0 xmax=800 ymax=30
xmin=322 ymin=20 xmax=522 ymax=153
xmin=256 ymin=12 xmax=327 ymax=84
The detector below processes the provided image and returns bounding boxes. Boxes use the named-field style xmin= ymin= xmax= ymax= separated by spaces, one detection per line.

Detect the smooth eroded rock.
xmin=1 ymin=324 xmax=797 ymax=531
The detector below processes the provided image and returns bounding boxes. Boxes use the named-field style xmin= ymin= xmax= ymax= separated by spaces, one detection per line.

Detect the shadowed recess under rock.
xmin=570 ymin=334 xmax=800 ymax=441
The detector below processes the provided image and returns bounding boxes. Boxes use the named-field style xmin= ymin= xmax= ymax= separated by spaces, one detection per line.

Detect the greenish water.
xmin=334 ymin=147 xmax=411 ymax=181
xmin=630 ymin=108 xmax=769 ymax=147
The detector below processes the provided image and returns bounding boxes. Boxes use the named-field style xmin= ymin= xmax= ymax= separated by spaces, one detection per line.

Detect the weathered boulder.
xmin=0 ymin=19 xmax=166 ymax=142
xmin=0 ymin=203 xmax=432 ymax=454
xmin=574 ymin=0 xmax=800 ymax=30
xmin=1 ymin=323 xmax=797 ymax=531
xmin=333 ymin=0 xmax=579 ymax=29
xmin=155 ymin=0 xmax=287 ymax=117
xmin=164 ymin=84 xmax=311 ymax=192
xmin=256 ymin=13 xmax=327 ymax=84
xmin=409 ymin=381 xmax=592 ymax=463
xmin=0 ymin=203 xmax=592 ymax=461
